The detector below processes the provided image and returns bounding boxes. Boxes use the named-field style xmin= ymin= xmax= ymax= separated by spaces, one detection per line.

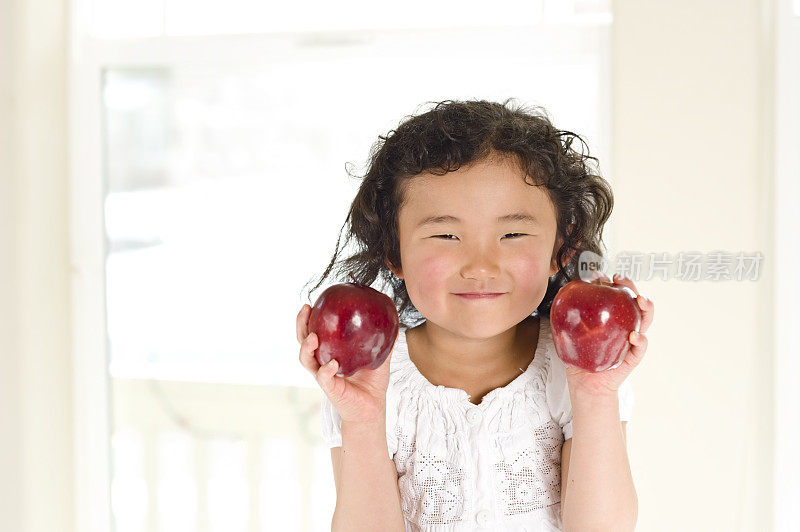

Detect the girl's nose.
xmin=460 ymin=249 xmax=501 ymax=280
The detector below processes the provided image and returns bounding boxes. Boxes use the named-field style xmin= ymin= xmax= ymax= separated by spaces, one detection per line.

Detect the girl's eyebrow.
xmin=415 ymin=212 xmax=539 ymax=228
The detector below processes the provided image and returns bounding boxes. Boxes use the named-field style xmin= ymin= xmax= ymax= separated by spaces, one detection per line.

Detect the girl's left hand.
xmin=564 ymin=273 xmax=655 ymax=397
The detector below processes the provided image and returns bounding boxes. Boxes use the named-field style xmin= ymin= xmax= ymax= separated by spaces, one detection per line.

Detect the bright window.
xmin=71 ymin=2 xmax=613 ymax=530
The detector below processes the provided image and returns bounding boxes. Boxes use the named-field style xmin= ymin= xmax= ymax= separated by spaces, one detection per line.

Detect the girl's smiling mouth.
xmin=453 ymin=292 xmax=506 ymax=299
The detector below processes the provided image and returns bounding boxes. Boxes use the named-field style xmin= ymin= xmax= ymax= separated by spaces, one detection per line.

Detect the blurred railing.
xmin=110 ymin=378 xmax=334 ymax=532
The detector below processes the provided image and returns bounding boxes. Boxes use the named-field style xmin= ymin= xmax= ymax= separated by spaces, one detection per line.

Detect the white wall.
xmin=0 ymin=0 xmax=74 ymax=531
xmin=774 ymin=1 xmax=800 ymax=529
xmin=613 ymin=1 xmax=774 ymax=530
xmin=0 ymin=0 xmax=23 ymax=529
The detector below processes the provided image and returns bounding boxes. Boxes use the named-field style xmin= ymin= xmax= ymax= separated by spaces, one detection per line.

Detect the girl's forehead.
xmin=399 ymin=159 xmax=555 ymax=220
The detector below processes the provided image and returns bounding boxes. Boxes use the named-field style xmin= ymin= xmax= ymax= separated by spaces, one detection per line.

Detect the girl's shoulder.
xmin=386 ymin=325 xmax=424 ymax=394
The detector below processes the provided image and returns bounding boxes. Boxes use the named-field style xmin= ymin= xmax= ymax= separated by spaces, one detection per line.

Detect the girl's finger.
xmin=613 ymin=273 xmax=639 ymax=295
xmin=637 ymin=295 xmax=654 ymax=333
xmin=296 ymin=304 xmax=311 ymax=344
xmin=298 ymin=332 xmax=321 ymax=374
xmin=315 ymin=358 xmax=340 ymax=395
xmin=613 ymin=274 xmax=654 ymax=333
xmin=626 ymin=331 xmax=648 ymax=367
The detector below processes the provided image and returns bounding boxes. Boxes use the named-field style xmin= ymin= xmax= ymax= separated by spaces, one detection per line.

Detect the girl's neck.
xmin=406 ymin=315 xmax=540 ymax=398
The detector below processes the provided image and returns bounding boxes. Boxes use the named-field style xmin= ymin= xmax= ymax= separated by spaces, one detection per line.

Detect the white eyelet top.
xmin=321 ymin=315 xmax=635 ymax=531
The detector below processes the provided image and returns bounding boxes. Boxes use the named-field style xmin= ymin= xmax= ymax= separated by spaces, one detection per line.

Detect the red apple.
xmin=308 ymin=282 xmax=399 ymax=377
xmin=550 ymin=278 xmax=642 ymax=373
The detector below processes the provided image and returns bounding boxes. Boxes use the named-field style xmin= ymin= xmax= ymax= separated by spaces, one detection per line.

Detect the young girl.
xmin=295 ymin=99 xmax=654 ymax=531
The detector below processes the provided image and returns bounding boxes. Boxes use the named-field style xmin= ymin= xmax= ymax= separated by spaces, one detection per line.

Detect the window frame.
xmin=68 ymin=6 xmax=613 ymax=531
xmin=773 ymin=0 xmax=800 ymax=529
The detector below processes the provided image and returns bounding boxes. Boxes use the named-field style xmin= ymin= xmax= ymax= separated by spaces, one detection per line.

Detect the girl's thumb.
xmin=317 ymin=358 xmax=339 ymax=391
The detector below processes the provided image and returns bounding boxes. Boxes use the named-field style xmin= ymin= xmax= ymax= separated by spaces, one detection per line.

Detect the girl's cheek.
xmin=509 ymin=253 xmax=546 ymax=281
xmin=412 ymin=253 xmax=451 ymax=292
xmin=401 ymin=251 xmax=451 ymax=314
xmin=509 ymin=254 xmax=550 ymax=297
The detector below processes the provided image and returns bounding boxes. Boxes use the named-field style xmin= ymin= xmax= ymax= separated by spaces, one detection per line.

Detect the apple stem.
xmin=348 ymin=272 xmax=358 ymax=285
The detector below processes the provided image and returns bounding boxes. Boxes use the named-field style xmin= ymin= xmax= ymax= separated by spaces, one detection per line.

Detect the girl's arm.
xmin=561 ymin=389 xmax=637 ymax=532
xmin=330 ymin=415 xmax=405 ymax=532
xmin=560 ymin=274 xmax=653 ymax=531
xmin=296 ymin=304 xmax=404 ymax=531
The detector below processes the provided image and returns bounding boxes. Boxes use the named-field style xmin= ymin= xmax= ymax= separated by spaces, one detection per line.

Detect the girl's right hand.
xmin=296 ymin=303 xmax=396 ymax=425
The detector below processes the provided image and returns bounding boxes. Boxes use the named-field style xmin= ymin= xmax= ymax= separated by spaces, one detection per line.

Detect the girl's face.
xmin=391 ymin=154 xmax=561 ymax=338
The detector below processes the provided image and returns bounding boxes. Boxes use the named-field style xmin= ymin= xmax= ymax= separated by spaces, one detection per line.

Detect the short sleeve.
xmin=545 ymin=348 xmax=635 ymax=441
xmin=318 ymin=389 xmax=399 ymax=460
xmin=617 ymin=376 xmax=635 ymax=423
xmin=320 ymin=393 xmax=343 ymax=448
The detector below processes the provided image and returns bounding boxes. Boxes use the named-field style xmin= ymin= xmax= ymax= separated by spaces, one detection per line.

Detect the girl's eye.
xmin=432 ymin=233 xmax=526 ymax=240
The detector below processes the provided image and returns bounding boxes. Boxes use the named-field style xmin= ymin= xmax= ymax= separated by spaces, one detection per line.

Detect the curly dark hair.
xmin=302 ymin=98 xmax=613 ymax=328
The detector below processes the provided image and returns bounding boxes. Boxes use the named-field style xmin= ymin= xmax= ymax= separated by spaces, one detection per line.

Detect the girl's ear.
xmin=549 ymin=250 xmax=562 ymax=277
xmin=550 ymin=233 xmax=578 ymax=276
xmin=386 ymin=259 xmax=404 ymax=279
xmin=549 ymin=236 xmax=563 ymax=276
